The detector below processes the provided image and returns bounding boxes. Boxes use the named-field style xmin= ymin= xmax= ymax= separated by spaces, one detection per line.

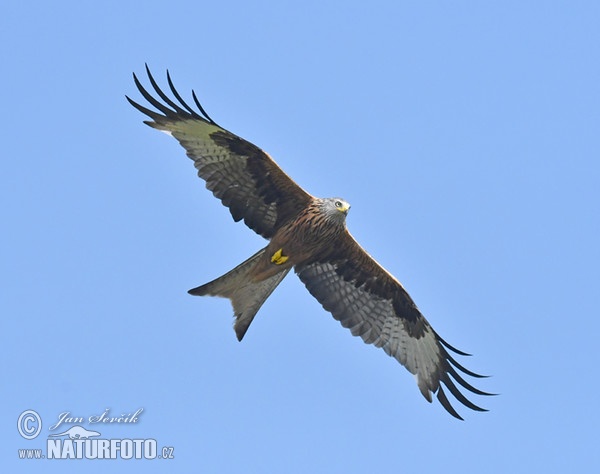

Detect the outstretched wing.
xmin=127 ymin=66 xmax=313 ymax=239
xmin=295 ymin=231 xmax=492 ymax=419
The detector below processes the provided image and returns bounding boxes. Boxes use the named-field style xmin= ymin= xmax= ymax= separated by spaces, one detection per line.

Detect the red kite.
xmin=128 ymin=67 xmax=492 ymax=419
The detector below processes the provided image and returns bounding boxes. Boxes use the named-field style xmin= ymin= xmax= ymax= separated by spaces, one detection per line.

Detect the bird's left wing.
xmin=295 ymin=231 xmax=492 ymax=419
xmin=127 ymin=66 xmax=313 ymax=239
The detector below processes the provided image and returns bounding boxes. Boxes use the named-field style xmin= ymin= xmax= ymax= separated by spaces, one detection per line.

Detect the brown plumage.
xmin=127 ymin=66 xmax=493 ymax=420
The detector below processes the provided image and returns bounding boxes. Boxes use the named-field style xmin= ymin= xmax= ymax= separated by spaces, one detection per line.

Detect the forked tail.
xmin=188 ymin=248 xmax=290 ymax=340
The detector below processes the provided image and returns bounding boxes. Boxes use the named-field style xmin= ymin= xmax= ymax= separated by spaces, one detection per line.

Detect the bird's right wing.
xmin=127 ymin=66 xmax=313 ymax=239
xmin=295 ymin=231 xmax=492 ymax=419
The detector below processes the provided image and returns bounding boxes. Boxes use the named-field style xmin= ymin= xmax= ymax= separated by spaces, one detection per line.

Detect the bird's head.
xmin=321 ymin=197 xmax=351 ymax=223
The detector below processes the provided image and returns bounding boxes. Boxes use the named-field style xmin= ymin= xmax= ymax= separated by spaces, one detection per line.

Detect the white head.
xmin=320 ymin=197 xmax=351 ymax=225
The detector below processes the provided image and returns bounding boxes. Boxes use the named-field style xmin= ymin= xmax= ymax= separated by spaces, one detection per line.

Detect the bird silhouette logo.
xmin=48 ymin=426 xmax=101 ymax=439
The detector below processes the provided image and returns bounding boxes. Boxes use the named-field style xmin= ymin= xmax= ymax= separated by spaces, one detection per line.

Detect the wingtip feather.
xmin=436 ymin=386 xmax=464 ymax=421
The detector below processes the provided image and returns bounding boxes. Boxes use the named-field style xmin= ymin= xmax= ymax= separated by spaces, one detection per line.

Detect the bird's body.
xmin=254 ymin=197 xmax=349 ymax=279
xmin=190 ymin=196 xmax=351 ymax=339
xmin=128 ymin=67 xmax=493 ymax=419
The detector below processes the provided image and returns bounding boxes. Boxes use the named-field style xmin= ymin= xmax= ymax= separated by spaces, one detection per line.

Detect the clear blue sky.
xmin=3 ymin=1 xmax=599 ymax=472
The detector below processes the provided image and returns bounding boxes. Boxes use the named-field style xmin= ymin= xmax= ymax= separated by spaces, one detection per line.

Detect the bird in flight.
xmin=127 ymin=66 xmax=492 ymax=419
